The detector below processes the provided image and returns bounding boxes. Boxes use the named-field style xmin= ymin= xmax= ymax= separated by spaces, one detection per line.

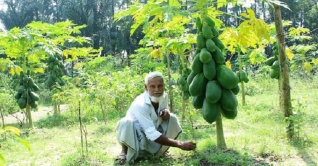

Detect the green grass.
xmin=2 ymin=76 xmax=318 ymax=166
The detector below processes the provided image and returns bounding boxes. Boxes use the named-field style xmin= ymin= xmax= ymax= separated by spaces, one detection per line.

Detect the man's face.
xmin=145 ymin=76 xmax=164 ymax=97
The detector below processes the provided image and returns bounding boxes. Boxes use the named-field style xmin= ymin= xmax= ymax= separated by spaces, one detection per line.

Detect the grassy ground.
xmin=2 ymin=75 xmax=318 ymax=166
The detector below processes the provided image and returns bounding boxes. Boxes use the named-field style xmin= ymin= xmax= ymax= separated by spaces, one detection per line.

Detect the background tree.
xmin=0 ymin=21 xmax=99 ymax=128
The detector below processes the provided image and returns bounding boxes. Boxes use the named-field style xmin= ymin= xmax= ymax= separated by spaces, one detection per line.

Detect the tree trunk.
xmin=216 ymin=113 xmax=226 ymax=149
xmin=181 ymin=98 xmax=185 ymax=120
xmin=53 ymin=101 xmax=59 ymax=116
xmin=26 ymin=103 xmax=34 ymax=129
xmin=1 ymin=111 xmax=4 ymax=128
xmin=273 ymin=4 xmax=294 ymax=139
xmin=166 ymin=51 xmax=174 ymax=112
xmin=238 ymin=49 xmax=246 ymax=105
xmin=240 ymin=81 xmax=246 ymax=105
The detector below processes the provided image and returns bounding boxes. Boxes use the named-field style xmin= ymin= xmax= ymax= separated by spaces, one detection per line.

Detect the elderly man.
xmin=115 ymin=71 xmax=196 ymax=164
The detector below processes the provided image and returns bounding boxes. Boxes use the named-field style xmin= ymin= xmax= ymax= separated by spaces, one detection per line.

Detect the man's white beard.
xmin=150 ymin=95 xmax=163 ymax=103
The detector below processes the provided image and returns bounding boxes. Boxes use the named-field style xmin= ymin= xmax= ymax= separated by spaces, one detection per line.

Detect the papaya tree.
xmin=220 ymin=8 xmax=270 ymax=105
xmin=220 ymin=0 xmax=302 ymax=139
xmin=0 ymin=21 xmax=100 ymax=128
xmin=115 ymin=0 xmax=241 ymax=149
xmin=114 ymin=0 xmax=196 ymax=114
xmin=272 ymin=3 xmax=294 ymax=138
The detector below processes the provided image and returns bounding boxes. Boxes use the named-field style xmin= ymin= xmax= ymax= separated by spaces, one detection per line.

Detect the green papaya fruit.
xmin=265 ymin=57 xmax=276 ymax=66
xmin=271 ymin=60 xmax=280 ymax=70
xmin=199 ymin=48 xmax=212 ymax=63
xmin=205 ymin=80 xmax=222 ymax=103
xmin=29 ymin=91 xmax=39 ymax=101
xmin=203 ymin=58 xmax=216 ymax=80
xmin=206 ymin=39 xmax=216 ymax=52
xmin=14 ymin=92 xmax=21 ymax=100
xmin=202 ymin=23 xmax=213 ymax=39
xmin=202 ymin=99 xmax=220 ymax=124
xmin=191 ymin=54 xmax=203 ymax=74
xmin=211 ymin=47 xmax=225 ymax=65
xmin=183 ymin=91 xmax=190 ymax=100
xmin=30 ymin=101 xmax=38 ymax=108
xmin=178 ymin=76 xmax=187 ymax=86
xmin=270 ymin=69 xmax=279 ymax=79
xmin=192 ymin=95 xmax=205 ymax=109
xmin=18 ymin=98 xmax=27 ymax=109
xmin=216 ymin=65 xmax=239 ymax=89
xmin=205 ymin=16 xmax=215 ymax=28
xmin=189 ymin=73 xmax=208 ymax=96
xmin=212 ymin=37 xmax=225 ymax=51
xmin=219 ymin=88 xmax=238 ymax=112
xmin=196 ymin=33 xmax=205 ymax=49
xmin=180 ymin=83 xmax=188 ymax=91
xmin=240 ymin=71 xmax=249 ymax=83
xmin=196 ymin=17 xmax=202 ymax=32
xmin=231 ymin=84 xmax=240 ymax=95
xmin=221 ymin=107 xmax=238 ymax=119
xmin=187 ymin=71 xmax=197 ymax=85
xmin=17 ymin=85 xmax=25 ymax=94
xmin=211 ymin=27 xmax=219 ymax=37
xmin=28 ymin=77 xmax=35 ymax=87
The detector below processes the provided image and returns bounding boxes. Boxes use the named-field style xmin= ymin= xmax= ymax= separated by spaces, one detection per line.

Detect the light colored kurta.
xmin=116 ymin=91 xmax=182 ymax=163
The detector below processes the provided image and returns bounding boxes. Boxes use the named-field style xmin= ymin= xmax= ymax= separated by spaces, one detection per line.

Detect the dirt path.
xmin=3 ymin=105 xmax=69 ymax=125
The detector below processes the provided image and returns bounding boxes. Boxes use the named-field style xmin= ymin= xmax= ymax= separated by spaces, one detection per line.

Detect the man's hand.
xmin=160 ymin=109 xmax=170 ymax=121
xmin=178 ymin=141 xmax=196 ymax=151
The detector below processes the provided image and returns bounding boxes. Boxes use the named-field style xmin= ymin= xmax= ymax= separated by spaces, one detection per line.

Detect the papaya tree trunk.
xmin=26 ymin=103 xmax=34 ymax=129
xmin=238 ymin=49 xmax=246 ymax=105
xmin=240 ymin=82 xmax=246 ymax=105
xmin=99 ymin=100 xmax=107 ymax=124
xmin=273 ymin=4 xmax=294 ymax=139
xmin=181 ymin=98 xmax=185 ymax=120
xmin=53 ymin=101 xmax=59 ymax=116
xmin=1 ymin=110 xmax=4 ymax=128
xmin=166 ymin=51 xmax=174 ymax=112
xmin=216 ymin=113 xmax=226 ymax=149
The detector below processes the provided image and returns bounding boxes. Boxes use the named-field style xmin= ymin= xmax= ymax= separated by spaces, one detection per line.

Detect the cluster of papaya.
xmin=14 ymin=71 xmax=40 ymax=109
xmin=177 ymin=66 xmax=191 ymax=100
xmin=236 ymin=70 xmax=249 ymax=83
xmin=188 ymin=16 xmax=239 ymax=124
xmin=266 ymin=43 xmax=280 ymax=79
xmin=46 ymin=54 xmax=66 ymax=87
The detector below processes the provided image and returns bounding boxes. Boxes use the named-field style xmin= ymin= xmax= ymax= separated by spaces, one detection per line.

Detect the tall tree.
xmin=272 ymin=3 xmax=294 ymax=138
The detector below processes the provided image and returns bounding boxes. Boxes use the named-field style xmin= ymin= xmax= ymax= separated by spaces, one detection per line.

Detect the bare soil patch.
xmin=3 ymin=104 xmax=69 ymax=125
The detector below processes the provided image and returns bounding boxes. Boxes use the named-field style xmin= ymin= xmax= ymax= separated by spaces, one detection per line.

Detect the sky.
xmin=0 ymin=0 xmax=6 ymax=31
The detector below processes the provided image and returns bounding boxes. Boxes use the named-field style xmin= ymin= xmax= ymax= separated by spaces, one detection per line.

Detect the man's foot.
xmin=164 ymin=151 xmax=172 ymax=157
xmin=115 ymin=152 xmax=126 ymax=165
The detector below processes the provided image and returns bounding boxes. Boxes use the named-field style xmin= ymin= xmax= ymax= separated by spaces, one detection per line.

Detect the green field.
xmin=2 ymin=75 xmax=318 ymax=166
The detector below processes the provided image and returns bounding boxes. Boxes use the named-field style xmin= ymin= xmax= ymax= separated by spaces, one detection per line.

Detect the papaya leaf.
xmin=169 ymin=0 xmax=181 ymax=8
xmin=285 ymin=47 xmax=294 ymax=60
xmin=33 ymin=68 xmax=45 ymax=74
xmin=0 ymin=59 xmax=11 ymax=71
xmin=249 ymin=48 xmax=266 ymax=65
xmin=288 ymin=27 xmax=312 ymax=42
xmin=267 ymin=0 xmax=290 ymax=10
xmin=217 ymin=0 xmax=227 ymax=8
xmin=8 ymin=66 xmax=23 ymax=76
xmin=0 ymin=153 xmax=4 ymax=162
xmin=14 ymin=135 xmax=31 ymax=151
xmin=312 ymin=58 xmax=318 ymax=65
xmin=5 ymin=126 xmax=20 ymax=136
xmin=304 ymin=62 xmax=312 ymax=72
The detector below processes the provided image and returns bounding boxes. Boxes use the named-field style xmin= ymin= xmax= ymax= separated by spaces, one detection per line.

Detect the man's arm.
xmin=154 ymin=135 xmax=196 ymax=151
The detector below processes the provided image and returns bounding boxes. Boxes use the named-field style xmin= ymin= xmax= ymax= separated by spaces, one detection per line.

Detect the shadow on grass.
xmin=290 ymin=137 xmax=317 ymax=166
xmin=35 ymin=114 xmax=76 ymax=128
xmin=129 ymin=147 xmax=273 ymax=166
